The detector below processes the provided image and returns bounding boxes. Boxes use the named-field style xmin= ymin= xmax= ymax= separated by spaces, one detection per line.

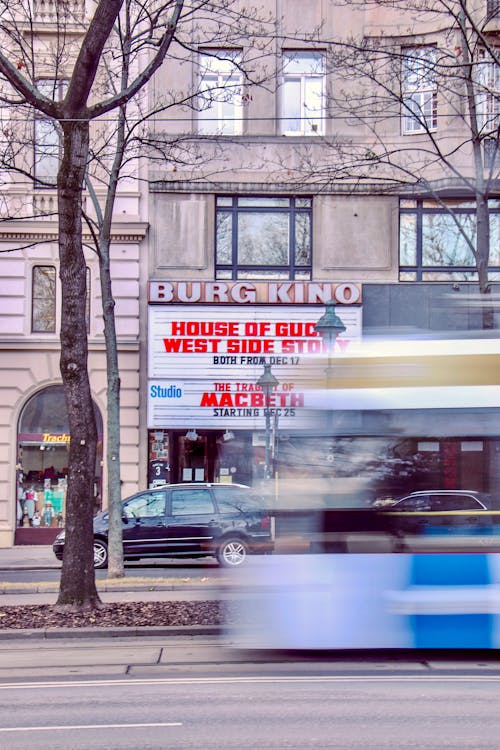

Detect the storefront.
xmin=15 ymin=385 xmax=103 ymax=544
xmin=147 ymin=285 xmax=500 ymax=508
xmin=147 ymin=280 xmax=363 ymax=491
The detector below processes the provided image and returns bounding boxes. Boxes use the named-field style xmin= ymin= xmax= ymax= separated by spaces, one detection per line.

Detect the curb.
xmin=0 ymin=624 xmax=223 ymax=640
xmin=0 ymin=582 xmax=222 ymax=595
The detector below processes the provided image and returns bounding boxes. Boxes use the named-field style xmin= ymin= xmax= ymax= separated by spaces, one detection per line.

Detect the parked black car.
xmin=53 ymin=483 xmax=274 ymax=568
xmin=317 ymin=489 xmax=500 ymax=553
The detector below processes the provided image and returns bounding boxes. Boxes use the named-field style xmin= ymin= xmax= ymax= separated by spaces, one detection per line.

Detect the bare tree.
xmin=0 ymin=0 xmax=276 ymax=593
xmin=276 ymin=0 xmax=499 ymax=322
xmin=0 ymin=0 xmax=185 ymax=609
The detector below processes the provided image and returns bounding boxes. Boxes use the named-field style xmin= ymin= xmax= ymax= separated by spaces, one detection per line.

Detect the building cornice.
xmin=0 ymin=221 xmax=149 ymax=243
xmin=0 ymin=339 xmax=140 ymax=351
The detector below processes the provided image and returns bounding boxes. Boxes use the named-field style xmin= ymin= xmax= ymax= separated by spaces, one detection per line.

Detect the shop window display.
xmin=16 ymin=385 xmax=102 ymax=538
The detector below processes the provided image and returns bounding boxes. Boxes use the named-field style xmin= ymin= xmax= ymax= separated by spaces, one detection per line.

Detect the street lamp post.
xmin=257 ymin=362 xmax=279 ymax=480
xmin=313 ymin=300 xmax=346 ymax=384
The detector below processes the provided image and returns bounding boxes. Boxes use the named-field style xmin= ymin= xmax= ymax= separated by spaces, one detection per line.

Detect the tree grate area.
xmin=0 ymin=600 xmax=236 ymax=629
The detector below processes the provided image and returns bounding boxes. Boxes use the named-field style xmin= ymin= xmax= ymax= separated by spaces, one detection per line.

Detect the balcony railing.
xmin=487 ymin=0 xmax=500 ymax=19
xmin=33 ymin=0 xmax=85 ymax=24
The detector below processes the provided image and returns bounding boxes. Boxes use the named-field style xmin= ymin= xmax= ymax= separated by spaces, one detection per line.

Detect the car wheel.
xmin=216 ymin=538 xmax=249 ymax=567
xmin=93 ymin=539 xmax=108 ymax=569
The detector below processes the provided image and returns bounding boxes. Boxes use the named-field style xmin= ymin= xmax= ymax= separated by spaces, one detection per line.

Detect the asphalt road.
xmin=1 ymin=666 xmax=500 ymax=749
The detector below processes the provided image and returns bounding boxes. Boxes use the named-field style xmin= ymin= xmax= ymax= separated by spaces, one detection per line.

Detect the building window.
xmin=487 ymin=0 xmax=500 ymax=20
xmin=476 ymin=48 xmax=499 ymax=135
xmin=31 ymin=265 xmax=56 ymax=332
xmin=399 ymin=198 xmax=500 ymax=280
xmin=402 ymin=46 xmax=437 ymax=134
xmin=198 ymin=51 xmax=243 ymax=135
xmin=484 ymin=138 xmax=500 ymax=168
xmin=281 ymin=51 xmax=325 ymax=135
xmin=85 ymin=267 xmax=91 ymax=333
xmin=215 ymin=196 xmax=312 ymax=280
xmin=34 ymin=80 xmax=66 ymax=184
xmin=31 ymin=265 xmax=91 ymax=333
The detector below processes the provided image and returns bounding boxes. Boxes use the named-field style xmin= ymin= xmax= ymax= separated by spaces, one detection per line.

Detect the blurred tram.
xmin=227 ymin=336 xmax=500 ymax=650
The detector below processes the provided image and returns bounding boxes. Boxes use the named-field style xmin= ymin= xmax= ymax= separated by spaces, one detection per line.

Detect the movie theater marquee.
xmin=148 ymin=280 xmax=362 ymax=305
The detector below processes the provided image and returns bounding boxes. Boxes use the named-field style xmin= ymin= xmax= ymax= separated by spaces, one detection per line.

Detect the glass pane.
xmin=283 ymin=52 xmax=324 ymax=75
xmin=198 ymin=77 xmax=241 ymax=134
xmin=238 ymin=212 xmax=289 ymax=265
xmin=238 ymin=197 xmax=290 ymax=207
xmin=296 ymin=198 xmax=312 ymax=207
xmin=34 ymin=119 xmax=59 ymax=179
xmin=400 ymin=199 xmax=417 ymax=208
xmin=32 ymin=266 xmax=56 ymax=333
xmin=200 ymin=51 xmax=240 ymax=74
xmin=37 ymin=78 xmax=67 ymax=100
xmin=237 ymin=269 xmax=291 ymax=279
xmin=282 ymin=78 xmax=302 ymax=132
xmin=295 ymin=270 xmax=312 ymax=280
xmin=422 ymin=199 xmax=476 ymax=208
xmin=86 ymin=267 xmax=90 ymax=333
xmin=422 ymin=271 xmax=478 ymax=280
xmin=238 ymin=198 xmax=290 ymax=208
xmin=19 ymin=384 xmax=102 ymax=435
xmin=217 ymin=197 xmax=233 ymax=206
xmin=399 ymin=272 xmax=417 ymax=280
xmin=216 ymin=269 xmax=233 ymax=279
xmin=216 ymin=212 xmax=232 ymax=264
xmin=198 ymin=76 xmax=219 ymax=135
xmin=125 ymin=491 xmax=166 ymax=518
xmin=399 ymin=214 xmax=417 ymax=265
xmin=490 ymin=213 xmax=500 ymax=264
xmin=171 ymin=489 xmax=215 ymax=515
xmin=295 ymin=213 xmax=311 ymax=265
xmin=303 ymin=77 xmax=323 ymax=133
xmin=221 ymin=98 xmax=241 ymax=135
xmin=422 ymin=214 xmax=476 ymax=266
xmin=32 ymin=297 xmax=56 ymax=333
xmin=403 ymin=47 xmax=436 ymax=88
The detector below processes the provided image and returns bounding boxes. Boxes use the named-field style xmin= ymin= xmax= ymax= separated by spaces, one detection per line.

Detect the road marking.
xmin=1 ymin=674 xmax=500 ymax=690
xmin=0 ymin=722 xmax=182 ymax=732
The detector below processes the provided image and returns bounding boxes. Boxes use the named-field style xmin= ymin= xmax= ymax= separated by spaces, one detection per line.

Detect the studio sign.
xmin=148 ymin=281 xmax=361 ymax=305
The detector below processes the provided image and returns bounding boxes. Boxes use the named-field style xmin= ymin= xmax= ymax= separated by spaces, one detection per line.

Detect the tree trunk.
xmin=100 ymin=234 xmax=124 ymax=579
xmin=56 ymin=119 xmax=101 ymax=610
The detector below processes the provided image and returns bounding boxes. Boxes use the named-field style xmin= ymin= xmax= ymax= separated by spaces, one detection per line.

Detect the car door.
xmin=386 ymin=494 xmax=431 ymax=535
xmin=121 ymin=489 xmax=168 ymax=556
xmin=165 ymin=487 xmax=220 ymax=556
xmin=429 ymin=493 xmax=491 ymax=539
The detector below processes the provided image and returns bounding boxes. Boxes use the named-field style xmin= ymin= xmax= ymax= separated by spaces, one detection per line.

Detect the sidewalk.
xmin=0 ymin=544 xmax=59 ymax=570
xmin=0 ymin=544 xmax=232 ymax=605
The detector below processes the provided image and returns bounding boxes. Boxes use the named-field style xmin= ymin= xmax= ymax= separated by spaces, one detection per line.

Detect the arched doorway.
xmin=15 ymin=385 xmax=103 ymax=544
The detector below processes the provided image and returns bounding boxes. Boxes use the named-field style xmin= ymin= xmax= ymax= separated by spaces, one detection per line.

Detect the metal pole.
xmin=264 ymin=394 xmax=271 ymax=480
xmin=257 ymin=363 xmax=279 ymax=482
